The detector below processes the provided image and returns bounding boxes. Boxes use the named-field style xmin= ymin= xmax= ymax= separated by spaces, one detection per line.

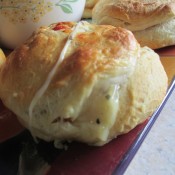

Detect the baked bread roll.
xmin=92 ymin=0 xmax=175 ymax=49
xmin=0 ymin=22 xmax=167 ymax=146
xmin=134 ymin=18 xmax=175 ymax=49
xmin=83 ymin=0 xmax=99 ymax=18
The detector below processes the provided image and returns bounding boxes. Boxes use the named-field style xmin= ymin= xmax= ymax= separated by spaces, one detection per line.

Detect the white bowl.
xmin=0 ymin=0 xmax=86 ymax=49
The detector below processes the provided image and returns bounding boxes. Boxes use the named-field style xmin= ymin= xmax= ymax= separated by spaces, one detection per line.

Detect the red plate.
xmin=0 ymin=45 xmax=175 ymax=175
xmin=0 ymin=78 xmax=174 ymax=175
xmin=0 ymin=101 xmax=148 ymax=175
xmin=155 ymin=45 xmax=175 ymax=56
xmin=47 ymin=76 xmax=175 ymax=175
xmin=0 ymin=101 xmax=24 ymax=143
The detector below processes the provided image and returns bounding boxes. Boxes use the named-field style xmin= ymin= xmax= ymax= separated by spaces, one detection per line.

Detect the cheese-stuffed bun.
xmin=0 ymin=21 xmax=168 ymax=146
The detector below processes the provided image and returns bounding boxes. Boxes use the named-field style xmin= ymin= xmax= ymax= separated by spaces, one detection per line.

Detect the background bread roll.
xmin=92 ymin=0 xmax=175 ymax=31
xmin=0 ymin=22 xmax=167 ymax=146
xmin=134 ymin=18 xmax=175 ymax=49
xmin=0 ymin=49 xmax=6 ymax=66
xmin=83 ymin=0 xmax=99 ymax=18
xmin=92 ymin=0 xmax=175 ymax=49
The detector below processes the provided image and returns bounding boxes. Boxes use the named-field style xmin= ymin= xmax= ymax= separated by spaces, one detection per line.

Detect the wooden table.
xmin=125 ymin=46 xmax=175 ymax=175
xmin=160 ymin=57 xmax=175 ymax=84
xmin=155 ymin=46 xmax=175 ymax=84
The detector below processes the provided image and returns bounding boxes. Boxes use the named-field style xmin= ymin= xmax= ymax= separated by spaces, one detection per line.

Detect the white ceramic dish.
xmin=0 ymin=0 xmax=85 ymax=49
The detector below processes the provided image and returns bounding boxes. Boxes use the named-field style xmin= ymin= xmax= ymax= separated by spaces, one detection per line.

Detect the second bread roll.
xmin=92 ymin=0 xmax=175 ymax=49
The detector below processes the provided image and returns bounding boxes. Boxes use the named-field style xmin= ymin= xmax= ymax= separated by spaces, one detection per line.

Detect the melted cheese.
xmin=28 ymin=21 xmax=84 ymax=129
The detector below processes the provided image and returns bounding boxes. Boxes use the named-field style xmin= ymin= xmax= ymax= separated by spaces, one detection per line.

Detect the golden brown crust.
xmin=0 ymin=49 xmax=6 ymax=67
xmin=85 ymin=0 xmax=99 ymax=8
xmin=110 ymin=47 xmax=168 ymax=137
xmin=82 ymin=8 xmax=93 ymax=18
xmin=0 ymin=22 xmax=168 ymax=146
xmin=133 ymin=18 xmax=175 ymax=49
xmin=82 ymin=0 xmax=99 ymax=18
xmin=92 ymin=0 xmax=175 ymax=31
xmin=0 ymin=22 xmax=137 ymax=107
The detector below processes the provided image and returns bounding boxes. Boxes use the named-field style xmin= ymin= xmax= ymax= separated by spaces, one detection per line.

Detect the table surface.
xmin=124 ymin=55 xmax=175 ymax=175
xmin=160 ymin=57 xmax=175 ymax=84
xmin=125 ymin=83 xmax=175 ymax=175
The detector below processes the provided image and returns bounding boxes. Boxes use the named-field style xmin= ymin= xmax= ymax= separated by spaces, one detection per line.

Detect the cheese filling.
xmin=28 ymin=21 xmax=84 ymax=129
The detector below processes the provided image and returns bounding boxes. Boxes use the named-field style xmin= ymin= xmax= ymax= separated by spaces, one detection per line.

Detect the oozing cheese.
xmin=29 ymin=22 xmax=83 ymax=121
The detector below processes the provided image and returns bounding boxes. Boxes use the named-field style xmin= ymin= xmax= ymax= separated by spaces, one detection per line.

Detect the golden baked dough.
xmin=0 ymin=22 xmax=168 ymax=146
xmin=83 ymin=0 xmax=99 ymax=18
xmin=85 ymin=0 xmax=99 ymax=7
xmin=0 ymin=49 xmax=6 ymax=66
xmin=92 ymin=0 xmax=175 ymax=31
xmin=134 ymin=18 xmax=175 ymax=49
xmin=92 ymin=0 xmax=175 ymax=49
xmin=83 ymin=8 xmax=93 ymax=19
